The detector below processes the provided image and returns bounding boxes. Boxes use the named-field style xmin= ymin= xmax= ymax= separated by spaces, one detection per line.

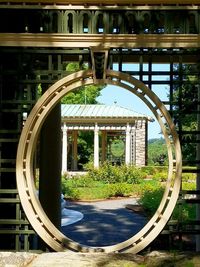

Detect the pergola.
xmin=1 ymin=0 xmax=200 ymax=253
xmin=61 ymin=104 xmax=153 ymax=172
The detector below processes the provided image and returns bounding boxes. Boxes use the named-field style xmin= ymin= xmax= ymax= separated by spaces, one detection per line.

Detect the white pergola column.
xmin=94 ymin=123 xmax=99 ymax=168
xmin=125 ymin=123 xmax=131 ymax=165
xmin=72 ymin=130 xmax=78 ymax=171
xmin=130 ymin=126 xmax=136 ymax=165
xmin=101 ymin=130 xmax=107 ymax=163
xmin=62 ymin=123 xmax=68 ymax=174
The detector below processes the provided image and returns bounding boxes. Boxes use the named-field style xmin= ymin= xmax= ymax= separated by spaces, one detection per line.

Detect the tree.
xmin=61 ymin=62 xmax=103 ymax=104
xmin=172 ymin=64 xmax=198 ymax=164
xmin=62 ymin=62 xmax=104 ymax=169
xmin=148 ymin=138 xmax=168 ymax=165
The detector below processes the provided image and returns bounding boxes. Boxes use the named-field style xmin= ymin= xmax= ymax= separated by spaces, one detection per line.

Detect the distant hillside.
xmin=148 ymin=138 xmax=167 ymax=165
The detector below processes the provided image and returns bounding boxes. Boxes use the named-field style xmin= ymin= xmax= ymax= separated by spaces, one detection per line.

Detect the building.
xmin=61 ymin=104 xmax=153 ymax=172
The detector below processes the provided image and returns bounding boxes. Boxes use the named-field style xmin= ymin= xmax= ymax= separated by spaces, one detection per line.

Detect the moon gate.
xmin=16 ymin=69 xmax=182 ymax=253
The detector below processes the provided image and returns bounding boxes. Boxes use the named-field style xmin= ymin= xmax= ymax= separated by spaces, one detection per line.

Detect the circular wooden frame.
xmin=16 ymin=70 xmax=182 ymax=253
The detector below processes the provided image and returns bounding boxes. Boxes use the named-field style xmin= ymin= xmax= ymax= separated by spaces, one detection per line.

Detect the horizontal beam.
xmin=3 ymin=0 xmax=200 ymax=5
xmin=1 ymin=33 xmax=200 ymax=48
xmin=1 ymin=4 xmax=200 ymax=10
xmin=63 ymin=126 xmax=128 ymax=130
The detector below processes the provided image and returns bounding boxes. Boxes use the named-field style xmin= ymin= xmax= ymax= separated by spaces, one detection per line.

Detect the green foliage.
xmin=61 ymin=62 xmax=103 ymax=105
xmin=138 ymin=183 xmax=164 ymax=217
xmin=148 ymin=138 xmax=168 ymax=166
xmin=153 ymin=171 xmax=168 ymax=182
xmin=172 ymin=64 xmax=198 ymax=163
xmin=107 ymin=183 xmax=134 ymax=197
xmin=86 ymin=162 xmax=142 ymax=184
xmin=62 ymin=176 xmax=134 ymax=200
xmin=62 ymin=174 xmax=97 ymax=188
xmin=139 ymin=178 xmax=196 ymax=221
xmin=62 ymin=163 xmax=142 ymax=200
xmin=172 ymin=203 xmax=196 ymax=222
xmin=37 ymin=83 xmax=42 ymax=99
xmin=62 ymin=84 xmax=103 ymax=104
xmin=182 ymin=181 xmax=196 ymax=191
xmin=61 ymin=62 xmax=104 ymax=168
xmin=77 ymin=131 xmax=94 ymax=168
xmin=140 ymin=166 xmax=168 ymax=180
xmin=171 ymin=180 xmax=196 ymax=221
xmin=61 ymin=164 xmax=196 ymax=224
xmin=181 ymin=171 xmax=196 ymax=182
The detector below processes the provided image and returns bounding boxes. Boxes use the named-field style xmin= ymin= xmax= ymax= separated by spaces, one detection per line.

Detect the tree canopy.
xmin=172 ymin=64 xmax=198 ymax=164
xmin=148 ymin=138 xmax=168 ymax=165
xmin=61 ymin=62 xmax=103 ymax=104
xmin=61 ymin=62 xmax=104 ymax=169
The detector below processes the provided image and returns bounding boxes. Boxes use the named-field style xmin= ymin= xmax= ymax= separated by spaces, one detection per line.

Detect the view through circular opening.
xmin=16 ymin=70 xmax=182 ymax=253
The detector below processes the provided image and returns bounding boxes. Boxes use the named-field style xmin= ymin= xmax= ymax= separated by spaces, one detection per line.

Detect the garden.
xmin=61 ymin=162 xmax=196 ymax=221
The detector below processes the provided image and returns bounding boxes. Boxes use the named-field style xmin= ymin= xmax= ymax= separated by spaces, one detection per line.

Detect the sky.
xmin=97 ymin=64 xmax=170 ymax=140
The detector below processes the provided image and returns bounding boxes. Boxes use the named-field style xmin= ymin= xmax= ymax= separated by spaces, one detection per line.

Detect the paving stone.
xmin=29 ymin=252 xmax=144 ymax=267
xmin=0 ymin=252 xmax=37 ymax=267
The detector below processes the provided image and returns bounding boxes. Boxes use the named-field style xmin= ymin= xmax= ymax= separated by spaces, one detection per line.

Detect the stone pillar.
xmin=62 ymin=123 xmax=68 ymax=174
xmin=101 ymin=130 xmax=107 ymax=163
xmin=72 ymin=130 xmax=78 ymax=171
xmin=94 ymin=123 xmax=99 ymax=168
xmin=125 ymin=123 xmax=131 ymax=165
xmin=135 ymin=120 xmax=146 ymax=166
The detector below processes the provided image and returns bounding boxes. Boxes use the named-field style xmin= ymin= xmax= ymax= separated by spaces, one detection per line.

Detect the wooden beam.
xmin=1 ymin=33 xmax=200 ymax=48
xmin=3 ymin=0 xmax=200 ymax=5
xmin=1 ymin=4 xmax=200 ymax=10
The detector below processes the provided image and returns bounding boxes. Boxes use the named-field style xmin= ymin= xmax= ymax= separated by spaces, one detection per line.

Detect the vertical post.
xmin=94 ymin=123 xmax=99 ymax=168
xmin=196 ymin=84 xmax=200 ymax=251
xmin=101 ymin=130 xmax=107 ymax=163
xmin=72 ymin=130 xmax=78 ymax=171
xmin=62 ymin=123 xmax=68 ymax=174
xmin=39 ymin=103 xmax=61 ymax=232
xmin=145 ymin=120 xmax=148 ymax=166
xmin=125 ymin=123 xmax=131 ymax=165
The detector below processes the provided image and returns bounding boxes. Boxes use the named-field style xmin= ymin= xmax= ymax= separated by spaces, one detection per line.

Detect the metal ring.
xmin=16 ymin=69 xmax=182 ymax=253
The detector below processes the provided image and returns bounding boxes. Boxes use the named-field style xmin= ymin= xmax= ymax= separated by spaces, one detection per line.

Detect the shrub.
xmin=138 ymin=179 xmax=196 ymax=222
xmin=182 ymin=172 xmax=196 ymax=182
xmin=153 ymin=171 xmax=168 ymax=182
xmin=86 ymin=162 xmax=142 ymax=184
xmin=172 ymin=203 xmax=196 ymax=221
xmin=107 ymin=183 xmax=134 ymax=197
xmin=62 ymin=177 xmax=80 ymax=200
xmin=138 ymin=184 xmax=164 ymax=217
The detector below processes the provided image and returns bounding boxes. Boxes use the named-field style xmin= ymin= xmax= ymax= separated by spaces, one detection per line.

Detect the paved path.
xmin=62 ymin=197 xmax=147 ymax=247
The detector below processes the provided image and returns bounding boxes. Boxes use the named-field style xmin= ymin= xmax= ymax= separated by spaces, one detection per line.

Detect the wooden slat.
xmin=0 ymin=219 xmax=30 ymax=225
xmin=181 ymin=190 xmax=200 ymax=195
xmin=0 ymin=230 xmax=35 ymax=234
xmin=0 ymin=168 xmax=16 ymax=172
xmin=0 ymin=139 xmax=18 ymax=142
xmin=0 ymin=199 xmax=21 ymax=203
xmin=0 ymin=189 xmax=18 ymax=194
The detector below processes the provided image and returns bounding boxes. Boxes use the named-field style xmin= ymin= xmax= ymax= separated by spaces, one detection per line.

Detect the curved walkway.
xmin=61 ymin=197 xmax=147 ymax=247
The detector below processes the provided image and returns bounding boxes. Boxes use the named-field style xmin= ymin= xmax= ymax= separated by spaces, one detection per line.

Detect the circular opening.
xmin=16 ymin=69 xmax=182 ymax=253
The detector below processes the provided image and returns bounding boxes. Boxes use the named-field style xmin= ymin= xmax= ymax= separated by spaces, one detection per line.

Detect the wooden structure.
xmin=61 ymin=104 xmax=152 ymax=172
xmin=0 ymin=0 xmax=200 ymax=253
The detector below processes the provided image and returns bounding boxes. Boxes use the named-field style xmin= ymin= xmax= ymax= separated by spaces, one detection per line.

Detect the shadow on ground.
xmin=61 ymin=198 xmax=147 ymax=247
